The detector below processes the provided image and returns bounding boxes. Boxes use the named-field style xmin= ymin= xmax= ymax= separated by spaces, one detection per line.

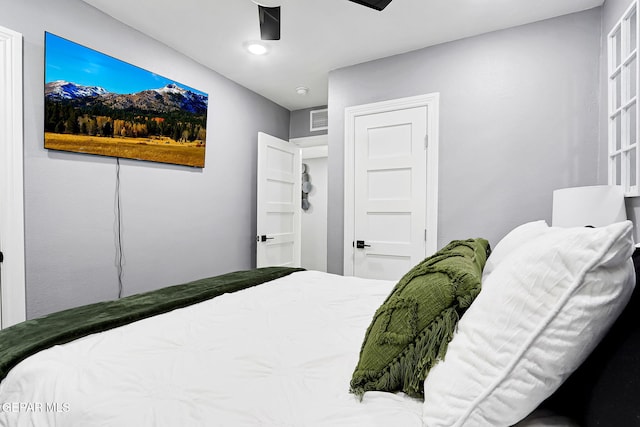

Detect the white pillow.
xmin=422 ymin=221 xmax=636 ymax=427
xmin=482 ymin=220 xmax=549 ymax=280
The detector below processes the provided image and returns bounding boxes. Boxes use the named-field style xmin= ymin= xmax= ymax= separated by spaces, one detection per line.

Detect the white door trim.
xmin=290 ymin=134 xmax=328 ymax=148
xmin=291 ymin=134 xmax=328 ymax=160
xmin=0 ymin=25 xmax=26 ymax=327
xmin=343 ymin=93 xmax=440 ymax=276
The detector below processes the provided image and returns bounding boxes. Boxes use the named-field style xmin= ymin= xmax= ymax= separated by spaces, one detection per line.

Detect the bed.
xmin=0 ymin=220 xmax=636 ymax=427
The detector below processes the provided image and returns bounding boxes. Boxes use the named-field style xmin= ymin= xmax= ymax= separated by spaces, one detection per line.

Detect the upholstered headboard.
xmin=541 ymin=247 xmax=640 ymax=425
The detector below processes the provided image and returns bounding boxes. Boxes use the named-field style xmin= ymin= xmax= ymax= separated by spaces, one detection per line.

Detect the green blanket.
xmin=0 ymin=266 xmax=303 ymax=382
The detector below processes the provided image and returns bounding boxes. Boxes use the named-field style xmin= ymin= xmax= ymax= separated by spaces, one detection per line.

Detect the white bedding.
xmin=0 ymin=271 xmax=423 ymax=427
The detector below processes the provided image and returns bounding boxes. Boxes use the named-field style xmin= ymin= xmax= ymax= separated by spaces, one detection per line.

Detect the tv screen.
xmin=44 ymin=32 xmax=209 ymax=168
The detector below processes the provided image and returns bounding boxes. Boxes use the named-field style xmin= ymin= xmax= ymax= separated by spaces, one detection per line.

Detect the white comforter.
xmin=0 ymin=271 xmax=423 ymax=427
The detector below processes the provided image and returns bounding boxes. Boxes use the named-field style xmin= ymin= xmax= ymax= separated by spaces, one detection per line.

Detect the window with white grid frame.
xmin=609 ymin=0 xmax=639 ymax=196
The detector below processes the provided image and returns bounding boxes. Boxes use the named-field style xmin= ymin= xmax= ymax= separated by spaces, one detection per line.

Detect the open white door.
xmin=256 ymin=132 xmax=301 ymax=268
xmin=0 ymin=25 xmax=26 ymax=328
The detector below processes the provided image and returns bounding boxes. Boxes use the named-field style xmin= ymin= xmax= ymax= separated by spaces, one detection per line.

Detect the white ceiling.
xmin=80 ymin=0 xmax=604 ymax=111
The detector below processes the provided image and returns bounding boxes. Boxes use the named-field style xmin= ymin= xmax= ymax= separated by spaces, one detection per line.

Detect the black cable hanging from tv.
xmin=114 ymin=157 xmax=124 ymax=299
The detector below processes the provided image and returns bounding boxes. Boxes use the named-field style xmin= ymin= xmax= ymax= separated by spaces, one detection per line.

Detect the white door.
xmin=256 ymin=132 xmax=301 ymax=268
xmin=344 ymin=94 xmax=439 ymax=281
xmin=352 ymin=107 xmax=427 ymax=280
xmin=0 ymin=25 xmax=26 ymax=328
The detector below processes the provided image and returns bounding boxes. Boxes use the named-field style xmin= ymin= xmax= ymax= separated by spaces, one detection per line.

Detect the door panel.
xmin=0 ymin=25 xmax=26 ymax=328
xmin=353 ymin=107 xmax=427 ymax=280
xmin=256 ymin=132 xmax=301 ymax=268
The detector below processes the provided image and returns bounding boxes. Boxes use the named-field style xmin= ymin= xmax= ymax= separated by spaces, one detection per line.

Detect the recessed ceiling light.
xmin=295 ymin=86 xmax=309 ymax=95
xmin=244 ymin=41 xmax=269 ymax=55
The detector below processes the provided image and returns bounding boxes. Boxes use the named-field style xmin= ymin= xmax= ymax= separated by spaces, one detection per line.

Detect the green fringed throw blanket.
xmin=350 ymin=238 xmax=489 ymax=399
xmin=0 ymin=266 xmax=303 ymax=382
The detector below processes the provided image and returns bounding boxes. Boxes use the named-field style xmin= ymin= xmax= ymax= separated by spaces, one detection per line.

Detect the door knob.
xmin=355 ymin=240 xmax=371 ymax=249
xmin=260 ymin=235 xmax=275 ymax=242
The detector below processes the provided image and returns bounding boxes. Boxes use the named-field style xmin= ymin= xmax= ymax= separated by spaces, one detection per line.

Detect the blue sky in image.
xmin=45 ymin=32 xmax=207 ymax=97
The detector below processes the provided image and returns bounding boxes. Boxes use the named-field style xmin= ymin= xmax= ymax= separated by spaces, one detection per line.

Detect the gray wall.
xmin=327 ymin=8 xmax=602 ymax=274
xmin=601 ymin=0 xmax=640 ymax=241
xmin=1 ymin=0 xmax=290 ymax=318
xmin=290 ymin=106 xmax=328 ymax=139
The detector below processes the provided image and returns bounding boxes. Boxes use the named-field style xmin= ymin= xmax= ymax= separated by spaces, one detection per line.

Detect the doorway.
xmin=292 ymin=135 xmax=328 ymax=272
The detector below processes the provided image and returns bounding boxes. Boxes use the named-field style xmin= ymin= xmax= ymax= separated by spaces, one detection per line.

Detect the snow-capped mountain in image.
xmin=45 ymin=80 xmax=109 ymax=100
xmin=45 ymin=81 xmax=208 ymax=115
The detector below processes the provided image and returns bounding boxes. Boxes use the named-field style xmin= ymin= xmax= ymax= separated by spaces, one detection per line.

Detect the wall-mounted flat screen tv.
xmin=44 ymin=32 xmax=209 ymax=168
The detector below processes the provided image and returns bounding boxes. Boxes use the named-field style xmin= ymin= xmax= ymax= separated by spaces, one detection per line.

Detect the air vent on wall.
xmin=310 ymin=109 xmax=328 ymax=132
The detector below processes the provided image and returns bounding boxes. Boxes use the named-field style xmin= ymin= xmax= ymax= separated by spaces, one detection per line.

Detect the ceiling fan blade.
xmin=347 ymin=0 xmax=393 ymax=11
xmin=258 ymin=5 xmax=281 ymax=40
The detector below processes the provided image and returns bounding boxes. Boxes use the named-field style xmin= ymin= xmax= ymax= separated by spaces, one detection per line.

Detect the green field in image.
xmin=45 ymin=132 xmax=205 ymax=168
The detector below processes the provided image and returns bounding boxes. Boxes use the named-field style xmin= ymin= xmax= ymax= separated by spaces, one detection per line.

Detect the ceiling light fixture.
xmin=295 ymin=86 xmax=309 ymax=96
xmin=244 ymin=41 xmax=269 ymax=55
xmin=250 ymin=0 xmax=281 ymax=6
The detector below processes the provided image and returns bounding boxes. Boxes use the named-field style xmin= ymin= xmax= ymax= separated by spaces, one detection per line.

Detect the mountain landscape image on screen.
xmin=44 ymin=80 xmax=208 ymax=167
